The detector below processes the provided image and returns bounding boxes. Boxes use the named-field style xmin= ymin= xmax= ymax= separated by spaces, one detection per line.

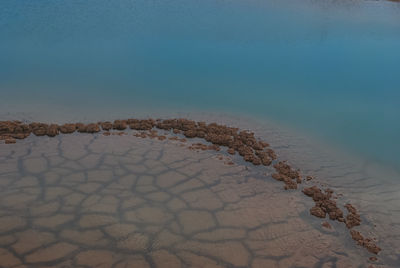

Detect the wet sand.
xmin=0 ymin=118 xmax=398 ymax=267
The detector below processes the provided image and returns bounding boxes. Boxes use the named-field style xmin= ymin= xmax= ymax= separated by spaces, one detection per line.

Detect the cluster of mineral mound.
xmin=0 ymin=118 xmax=381 ymax=257
xmin=301 ymin=186 xmax=380 ymax=255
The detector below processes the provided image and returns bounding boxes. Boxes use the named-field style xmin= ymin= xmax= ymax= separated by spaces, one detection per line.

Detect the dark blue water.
xmin=1 ymin=0 xmax=400 ymax=167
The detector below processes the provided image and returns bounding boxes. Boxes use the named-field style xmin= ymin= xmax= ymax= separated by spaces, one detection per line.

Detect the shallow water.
xmin=0 ymin=117 xmax=399 ymax=267
xmin=1 ymin=0 xmax=400 ymax=167
xmin=1 ymin=0 xmax=400 ymax=266
xmin=0 ymin=131 xmax=382 ymax=267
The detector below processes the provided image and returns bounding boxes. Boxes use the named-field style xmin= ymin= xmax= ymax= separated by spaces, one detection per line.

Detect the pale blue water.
xmin=1 ymin=0 xmax=400 ymax=168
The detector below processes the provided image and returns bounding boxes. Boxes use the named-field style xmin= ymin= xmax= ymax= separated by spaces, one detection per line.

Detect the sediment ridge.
xmin=0 ymin=119 xmax=381 ymax=258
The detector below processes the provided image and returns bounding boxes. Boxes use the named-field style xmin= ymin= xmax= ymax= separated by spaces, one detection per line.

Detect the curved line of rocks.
xmin=0 ymin=118 xmax=381 ymax=259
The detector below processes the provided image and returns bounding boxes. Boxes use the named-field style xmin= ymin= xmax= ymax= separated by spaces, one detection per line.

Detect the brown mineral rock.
xmin=284 ymin=180 xmax=298 ymax=190
xmin=75 ymin=123 xmax=100 ymax=133
xmin=306 ymin=175 xmax=314 ymax=181
xmin=76 ymin=123 xmax=87 ymax=133
xmin=251 ymin=142 xmax=264 ymax=151
xmin=14 ymin=123 xmax=31 ymax=135
xmin=369 ymin=257 xmax=378 ymax=262
xmin=325 ymin=201 xmax=344 ymax=221
xmin=238 ymin=130 xmax=256 ymax=146
xmin=302 ymin=186 xmax=344 ymax=221
xmin=205 ymin=133 xmax=232 ymax=147
xmin=310 ymin=206 xmax=326 ymax=218
xmin=271 ymin=173 xmax=298 ymax=190
xmin=5 ymin=138 xmax=16 ymax=144
xmin=302 ymin=186 xmax=326 ymax=201
xmin=128 ymin=119 xmax=155 ymax=130
xmin=157 ymin=135 xmax=166 ymax=141
xmin=103 ymin=132 xmax=111 ymax=136
xmin=266 ymin=148 xmax=277 ymax=160
xmin=133 ymin=132 xmax=148 ymax=138
xmin=189 ymin=143 xmax=209 ymax=151
xmin=152 ymin=119 xmax=275 ymax=172
xmin=346 ymin=213 xmax=361 ymax=229
xmin=183 ymin=130 xmax=197 ymax=138
xmin=59 ymin=124 xmax=76 ymax=134
xmin=271 ymin=173 xmax=284 ymax=181
xmin=46 ymin=124 xmax=59 ymax=137
xmin=30 ymin=123 xmax=48 ymax=136
xmin=101 ymin=121 xmax=113 ymax=131
xmin=113 ymin=120 xmax=127 ymax=130
xmin=350 ymin=229 xmax=364 ymax=241
xmin=259 ymin=141 xmax=269 ymax=147
xmin=227 ymin=148 xmax=235 ymax=155
xmin=350 ymin=230 xmax=381 ymax=254
xmin=345 ymin=203 xmax=357 ymax=214
xmin=237 ymin=146 xmax=253 ymax=157
xmin=273 ymin=161 xmax=301 ymax=180
xmin=272 ymin=162 xmax=302 ymax=190
xmin=0 ymin=121 xmax=15 ymax=134
xmin=365 ymin=241 xmax=381 ymax=255
xmin=345 ymin=203 xmax=361 ymax=229
xmin=208 ymin=144 xmax=221 ymax=151
xmin=243 ymin=153 xmax=255 ymax=163
xmin=255 ymin=151 xmax=272 ymax=166
xmin=0 ymin=121 xmax=32 ymax=141
xmin=146 ymin=130 xmax=157 ymax=139
xmin=252 ymin=157 xmax=261 ymax=165
xmin=321 ymin=221 xmax=332 ymax=229
xmin=12 ymin=133 xmax=29 ymax=139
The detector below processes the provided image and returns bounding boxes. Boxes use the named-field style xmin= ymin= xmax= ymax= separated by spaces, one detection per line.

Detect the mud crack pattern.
xmin=0 ymin=132 xmax=377 ymax=267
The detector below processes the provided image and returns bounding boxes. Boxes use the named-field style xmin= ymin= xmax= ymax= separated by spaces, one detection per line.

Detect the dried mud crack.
xmin=0 ymin=118 xmax=381 ymax=266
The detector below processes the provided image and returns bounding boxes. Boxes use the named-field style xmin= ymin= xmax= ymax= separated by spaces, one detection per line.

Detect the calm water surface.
xmin=1 ymin=0 xmax=400 ymax=167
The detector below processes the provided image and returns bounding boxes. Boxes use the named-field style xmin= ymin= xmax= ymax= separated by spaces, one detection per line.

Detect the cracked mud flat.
xmin=0 ymin=127 xmax=398 ymax=267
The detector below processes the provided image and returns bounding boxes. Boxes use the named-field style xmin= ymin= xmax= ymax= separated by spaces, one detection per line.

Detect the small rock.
xmin=101 ymin=122 xmax=113 ymax=131
xmin=321 ymin=221 xmax=332 ymax=229
xmin=345 ymin=203 xmax=361 ymax=229
xmin=5 ymin=138 xmax=16 ymax=144
xmin=227 ymin=148 xmax=235 ymax=155
xmin=350 ymin=230 xmax=381 ymax=254
xmin=310 ymin=206 xmax=326 ymax=218
xmin=113 ymin=120 xmax=127 ymax=130
xmin=46 ymin=124 xmax=59 ymax=137
xmin=86 ymin=124 xmax=100 ymax=133
xmin=30 ymin=123 xmax=48 ymax=136
xmin=59 ymin=124 xmax=76 ymax=134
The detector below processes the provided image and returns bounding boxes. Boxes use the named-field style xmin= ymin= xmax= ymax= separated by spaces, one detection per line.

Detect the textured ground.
xmin=0 ymin=132 xmax=392 ymax=267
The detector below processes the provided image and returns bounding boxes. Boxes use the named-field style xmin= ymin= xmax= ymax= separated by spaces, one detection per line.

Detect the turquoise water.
xmin=1 ymin=0 xmax=400 ymax=167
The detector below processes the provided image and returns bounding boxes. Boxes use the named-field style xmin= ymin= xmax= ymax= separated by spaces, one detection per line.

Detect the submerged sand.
xmin=0 ymin=117 xmax=399 ymax=267
xmin=0 ymin=133 xmax=380 ymax=267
